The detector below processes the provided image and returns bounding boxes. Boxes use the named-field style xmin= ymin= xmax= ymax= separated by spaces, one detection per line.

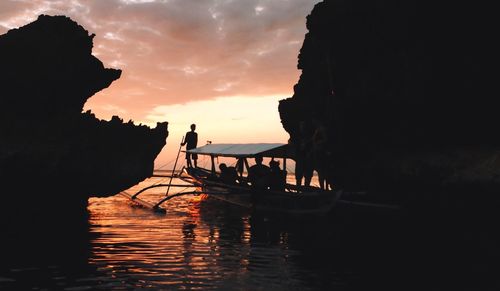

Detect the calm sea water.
xmin=1 ymin=175 xmax=498 ymax=290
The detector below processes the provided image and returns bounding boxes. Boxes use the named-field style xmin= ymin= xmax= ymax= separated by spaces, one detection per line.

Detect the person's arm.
xmin=181 ymin=133 xmax=188 ymax=146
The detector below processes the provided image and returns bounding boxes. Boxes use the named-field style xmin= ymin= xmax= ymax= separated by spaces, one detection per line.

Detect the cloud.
xmin=0 ymin=0 xmax=321 ymax=122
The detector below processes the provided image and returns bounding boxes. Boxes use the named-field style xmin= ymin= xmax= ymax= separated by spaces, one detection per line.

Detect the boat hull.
xmin=185 ymin=167 xmax=339 ymax=215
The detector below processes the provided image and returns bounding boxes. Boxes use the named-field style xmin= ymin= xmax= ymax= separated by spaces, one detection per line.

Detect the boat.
xmin=178 ymin=143 xmax=342 ymax=215
xmin=119 ymin=142 xmax=399 ymax=214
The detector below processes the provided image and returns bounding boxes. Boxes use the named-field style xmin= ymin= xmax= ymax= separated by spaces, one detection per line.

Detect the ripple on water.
xmin=1 ymin=177 xmax=354 ymax=291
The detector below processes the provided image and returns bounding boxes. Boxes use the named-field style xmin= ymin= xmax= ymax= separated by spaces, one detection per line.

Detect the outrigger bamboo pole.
xmin=166 ymin=135 xmax=184 ymax=196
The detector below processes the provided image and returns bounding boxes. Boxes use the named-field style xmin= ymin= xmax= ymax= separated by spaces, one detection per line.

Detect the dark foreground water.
xmin=1 ymin=176 xmax=500 ymax=290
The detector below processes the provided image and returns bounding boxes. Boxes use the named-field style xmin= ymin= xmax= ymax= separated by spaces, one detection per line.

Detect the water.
xmin=85 ymin=177 xmax=352 ymax=290
xmin=1 ymin=176 xmax=499 ymax=290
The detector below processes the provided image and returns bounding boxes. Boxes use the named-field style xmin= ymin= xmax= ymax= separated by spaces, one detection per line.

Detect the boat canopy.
xmin=186 ymin=143 xmax=291 ymax=158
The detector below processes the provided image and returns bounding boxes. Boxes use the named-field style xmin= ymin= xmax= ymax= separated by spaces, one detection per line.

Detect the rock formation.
xmin=0 ymin=15 xmax=168 ymax=229
xmin=280 ymin=1 xmax=498 ymax=199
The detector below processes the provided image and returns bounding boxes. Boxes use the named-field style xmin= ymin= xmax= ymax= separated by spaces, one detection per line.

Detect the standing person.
xmin=312 ymin=119 xmax=328 ymax=190
xmin=181 ymin=124 xmax=198 ymax=168
xmin=293 ymin=121 xmax=313 ymax=189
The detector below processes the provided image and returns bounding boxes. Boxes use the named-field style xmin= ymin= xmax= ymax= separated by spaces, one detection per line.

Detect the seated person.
xmin=248 ymin=155 xmax=270 ymax=189
xmin=219 ymin=163 xmax=238 ymax=184
xmin=269 ymin=160 xmax=286 ymax=191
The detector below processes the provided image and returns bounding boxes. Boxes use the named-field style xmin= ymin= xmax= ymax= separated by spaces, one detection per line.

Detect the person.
xmin=219 ymin=163 xmax=238 ymax=185
xmin=181 ymin=124 xmax=198 ymax=168
xmin=293 ymin=121 xmax=313 ymax=189
xmin=247 ymin=155 xmax=270 ymax=189
xmin=235 ymin=158 xmax=245 ymax=177
xmin=269 ymin=160 xmax=286 ymax=191
xmin=312 ymin=119 xmax=328 ymax=190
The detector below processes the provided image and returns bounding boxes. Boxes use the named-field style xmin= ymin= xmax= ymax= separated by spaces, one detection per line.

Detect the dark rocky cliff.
xmin=0 ymin=15 xmax=168 ymax=229
xmin=280 ymin=1 xmax=498 ymax=197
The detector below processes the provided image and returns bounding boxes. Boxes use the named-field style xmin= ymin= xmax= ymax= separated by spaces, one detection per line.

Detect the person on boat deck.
xmin=181 ymin=124 xmax=198 ymax=168
xmin=312 ymin=119 xmax=328 ymax=190
xmin=219 ymin=163 xmax=238 ymax=184
xmin=248 ymin=155 xmax=270 ymax=189
xmin=293 ymin=120 xmax=314 ymax=189
xmin=269 ymin=160 xmax=286 ymax=191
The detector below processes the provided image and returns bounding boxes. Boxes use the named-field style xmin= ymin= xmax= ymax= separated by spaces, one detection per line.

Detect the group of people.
xmin=248 ymin=156 xmax=286 ymax=191
xmin=218 ymin=156 xmax=286 ymax=191
xmin=293 ymin=119 xmax=331 ymax=190
xmin=180 ymin=120 xmax=331 ymax=191
xmin=180 ymin=123 xmax=286 ymax=191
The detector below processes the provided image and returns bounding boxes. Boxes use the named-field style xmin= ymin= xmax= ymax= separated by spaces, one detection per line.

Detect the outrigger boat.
xmin=120 ymin=143 xmax=399 ymax=214
xmin=179 ymin=143 xmax=342 ymax=215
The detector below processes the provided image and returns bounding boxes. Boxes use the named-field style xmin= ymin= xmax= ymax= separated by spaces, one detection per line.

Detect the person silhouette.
xmin=181 ymin=124 xmax=198 ymax=168
xmin=312 ymin=119 xmax=328 ymax=190
xmin=269 ymin=160 xmax=286 ymax=191
xmin=219 ymin=163 xmax=238 ymax=184
xmin=248 ymin=155 xmax=270 ymax=189
xmin=293 ymin=120 xmax=313 ymax=189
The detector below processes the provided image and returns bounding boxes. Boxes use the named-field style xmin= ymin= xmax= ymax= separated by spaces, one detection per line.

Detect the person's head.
xmin=254 ymin=155 xmax=263 ymax=165
xmin=219 ymin=163 xmax=227 ymax=171
xmin=190 ymin=124 xmax=196 ymax=131
xmin=269 ymin=160 xmax=280 ymax=169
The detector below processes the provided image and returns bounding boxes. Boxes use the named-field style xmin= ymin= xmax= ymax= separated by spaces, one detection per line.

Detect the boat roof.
xmin=186 ymin=143 xmax=290 ymax=158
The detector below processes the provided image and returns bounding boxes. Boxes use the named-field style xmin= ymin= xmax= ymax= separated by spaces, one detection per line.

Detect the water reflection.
xmin=84 ymin=177 xmax=340 ymax=290
xmin=0 ymin=177 xmax=383 ymax=290
xmin=3 ymin=176 xmax=495 ymax=290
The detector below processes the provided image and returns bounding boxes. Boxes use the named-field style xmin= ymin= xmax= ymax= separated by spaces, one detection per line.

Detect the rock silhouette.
xmin=0 ymin=15 xmax=168 ymax=230
xmin=280 ymin=0 xmax=498 ymax=198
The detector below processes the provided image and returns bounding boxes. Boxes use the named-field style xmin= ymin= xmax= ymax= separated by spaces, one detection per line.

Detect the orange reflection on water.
xmin=190 ymin=194 xmax=209 ymax=203
xmin=87 ymin=177 xmax=253 ymax=288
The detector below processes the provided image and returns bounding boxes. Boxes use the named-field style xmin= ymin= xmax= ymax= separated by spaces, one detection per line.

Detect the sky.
xmin=0 ymin=0 xmax=321 ymax=168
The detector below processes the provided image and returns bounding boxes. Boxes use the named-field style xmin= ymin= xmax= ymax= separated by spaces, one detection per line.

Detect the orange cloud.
xmin=0 ymin=0 xmax=320 ymax=123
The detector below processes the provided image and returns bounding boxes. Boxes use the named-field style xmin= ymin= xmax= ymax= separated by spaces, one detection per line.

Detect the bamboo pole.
xmin=166 ymin=136 xmax=184 ymax=196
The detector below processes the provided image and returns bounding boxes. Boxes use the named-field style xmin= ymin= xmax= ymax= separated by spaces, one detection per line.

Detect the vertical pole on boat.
xmin=283 ymin=157 xmax=287 ymax=178
xmin=166 ymin=135 xmax=184 ymax=196
xmin=243 ymin=158 xmax=250 ymax=174
xmin=210 ymin=155 xmax=216 ymax=174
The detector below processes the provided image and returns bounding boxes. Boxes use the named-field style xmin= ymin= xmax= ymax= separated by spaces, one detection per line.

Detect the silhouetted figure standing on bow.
xmin=181 ymin=124 xmax=198 ymax=168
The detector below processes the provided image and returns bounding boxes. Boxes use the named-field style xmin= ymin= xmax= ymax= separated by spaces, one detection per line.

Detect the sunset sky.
xmin=0 ymin=0 xmax=321 ymax=168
